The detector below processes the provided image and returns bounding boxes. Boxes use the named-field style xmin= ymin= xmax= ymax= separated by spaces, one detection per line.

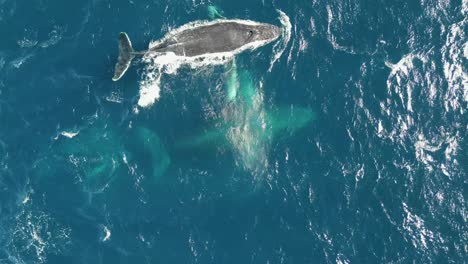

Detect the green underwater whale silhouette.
xmin=39 ymin=62 xmax=314 ymax=192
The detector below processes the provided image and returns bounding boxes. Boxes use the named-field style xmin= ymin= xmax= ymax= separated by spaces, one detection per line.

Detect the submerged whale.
xmin=112 ymin=20 xmax=281 ymax=81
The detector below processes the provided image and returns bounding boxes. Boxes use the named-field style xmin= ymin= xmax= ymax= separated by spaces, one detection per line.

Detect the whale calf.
xmin=112 ymin=20 xmax=281 ymax=81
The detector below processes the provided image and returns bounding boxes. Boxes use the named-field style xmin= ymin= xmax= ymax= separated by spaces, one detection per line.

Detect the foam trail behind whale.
xmin=269 ymin=10 xmax=292 ymax=72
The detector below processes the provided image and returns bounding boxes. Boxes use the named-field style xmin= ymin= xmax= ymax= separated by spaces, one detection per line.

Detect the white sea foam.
xmin=149 ymin=19 xmax=275 ymax=49
xmin=287 ymin=24 xmax=296 ymax=67
xmin=105 ymin=90 xmax=123 ymax=103
xmin=60 ymin=130 xmax=79 ymax=138
xmin=137 ymin=58 xmax=164 ymax=108
xmin=0 ymin=56 xmax=5 ymax=70
xmin=38 ymin=27 xmax=64 ymax=48
xmin=17 ymin=38 xmax=38 ymax=48
xmin=380 ymin=44 xmax=464 ymax=177
xmin=380 ymin=5 xmax=467 ymax=162
xmin=9 ymin=198 xmax=72 ymax=263
xmin=414 ymin=133 xmax=443 ymax=171
xmin=269 ymin=10 xmax=291 ymax=72
xmin=11 ymin=53 xmax=34 ymax=68
xmin=17 ymin=29 xmax=38 ymax=48
xmin=102 ymin=225 xmax=111 ymax=242
xmin=381 ymin=53 xmax=427 ymax=144
xmin=441 ymin=17 xmax=467 ymax=111
xmin=138 ymin=19 xmax=282 ymax=108
xmin=336 ymin=254 xmax=350 ymax=264
xmin=326 ymin=5 xmax=356 ymax=54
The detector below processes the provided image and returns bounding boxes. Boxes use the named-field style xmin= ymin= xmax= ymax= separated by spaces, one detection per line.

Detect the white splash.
xmin=60 ymin=130 xmax=79 ymax=138
xmin=138 ymin=67 xmax=162 ymax=108
xmin=17 ymin=38 xmax=38 ymax=48
xmin=269 ymin=10 xmax=292 ymax=71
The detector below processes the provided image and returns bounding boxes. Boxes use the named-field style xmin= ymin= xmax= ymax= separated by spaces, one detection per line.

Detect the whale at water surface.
xmin=112 ymin=19 xmax=281 ymax=81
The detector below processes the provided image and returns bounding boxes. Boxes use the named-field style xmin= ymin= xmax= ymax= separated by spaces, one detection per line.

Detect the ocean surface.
xmin=0 ymin=0 xmax=467 ymax=263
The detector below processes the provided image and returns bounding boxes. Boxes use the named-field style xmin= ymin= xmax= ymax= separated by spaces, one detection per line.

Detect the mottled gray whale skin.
xmin=112 ymin=20 xmax=281 ymax=81
xmin=150 ymin=21 xmax=280 ymax=57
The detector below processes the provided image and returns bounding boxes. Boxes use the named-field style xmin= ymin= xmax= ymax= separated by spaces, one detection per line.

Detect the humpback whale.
xmin=112 ymin=20 xmax=281 ymax=81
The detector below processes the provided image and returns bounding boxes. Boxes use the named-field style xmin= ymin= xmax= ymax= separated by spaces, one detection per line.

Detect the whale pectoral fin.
xmin=207 ymin=5 xmax=225 ymax=20
xmin=224 ymin=60 xmax=239 ymax=101
xmin=113 ymin=32 xmax=135 ymax=81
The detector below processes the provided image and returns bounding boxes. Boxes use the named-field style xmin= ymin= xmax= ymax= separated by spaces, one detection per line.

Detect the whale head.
xmin=244 ymin=23 xmax=281 ymax=44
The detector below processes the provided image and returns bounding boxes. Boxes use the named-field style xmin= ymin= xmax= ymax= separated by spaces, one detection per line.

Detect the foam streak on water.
xmin=326 ymin=5 xmax=355 ymax=54
xmin=138 ymin=67 xmax=162 ymax=108
xmin=60 ymin=131 xmax=80 ymax=139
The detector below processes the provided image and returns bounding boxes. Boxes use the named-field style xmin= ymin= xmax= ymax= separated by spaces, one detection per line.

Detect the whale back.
xmin=151 ymin=22 xmax=263 ymax=57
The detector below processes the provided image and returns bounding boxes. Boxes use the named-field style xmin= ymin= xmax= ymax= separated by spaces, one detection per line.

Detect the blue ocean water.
xmin=0 ymin=0 xmax=467 ymax=263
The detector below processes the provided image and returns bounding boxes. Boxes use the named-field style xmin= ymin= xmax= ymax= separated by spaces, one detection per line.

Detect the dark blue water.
xmin=0 ymin=0 xmax=466 ymax=263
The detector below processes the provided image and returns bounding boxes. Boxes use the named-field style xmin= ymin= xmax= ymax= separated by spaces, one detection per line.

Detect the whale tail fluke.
xmin=112 ymin=32 xmax=135 ymax=81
